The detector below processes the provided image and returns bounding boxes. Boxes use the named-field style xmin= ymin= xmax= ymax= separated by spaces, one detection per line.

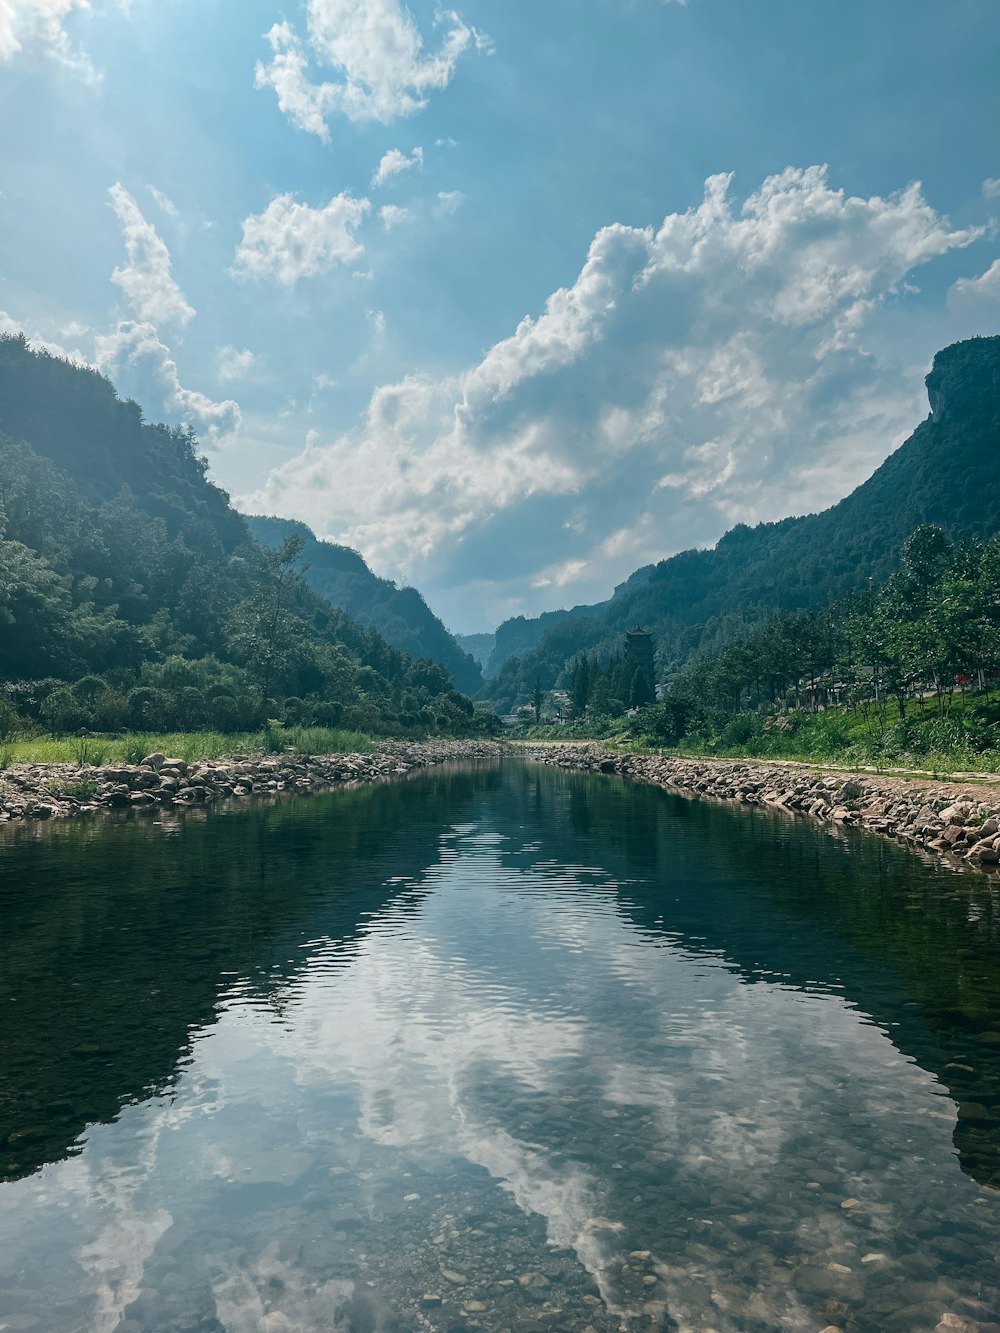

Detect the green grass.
xmin=515 ymin=694 xmax=1000 ymax=779
xmin=0 ymin=726 xmax=380 ymax=770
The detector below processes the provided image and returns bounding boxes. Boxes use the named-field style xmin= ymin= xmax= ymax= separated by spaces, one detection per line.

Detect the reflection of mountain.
xmin=500 ymin=764 xmax=1000 ymax=1189
xmin=4 ymin=759 xmax=1000 ymax=1196
xmin=0 ymin=767 xmax=496 ymax=1181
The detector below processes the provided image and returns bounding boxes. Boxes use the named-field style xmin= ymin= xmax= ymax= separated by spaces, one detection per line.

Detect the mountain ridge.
xmin=485 ymin=335 xmax=1000 ymax=710
xmin=245 ymin=515 xmax=483 ymax=695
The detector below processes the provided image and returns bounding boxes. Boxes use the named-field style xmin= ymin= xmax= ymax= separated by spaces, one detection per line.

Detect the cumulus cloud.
xmin=233 ymin=191 xmax=370 ymax=285
xmin=950 ymin=257 xmax=1000 ymax=306
xmin=95 ymin=321 xmax=241 ymax=443
xmin=255 ymin=0 xmax=488 ymax=136
xmin=371 ymin=144 xmax=423 ymax=188
xmin=253 ymin=21 xmax=338 ymax=142
xmin=108 ymin=183 xmax=195 ymax=328
xmin=983 ymin=179 xmax=1000 ymax=201
xmin=243 ymin=166 xmax=982 ymax=625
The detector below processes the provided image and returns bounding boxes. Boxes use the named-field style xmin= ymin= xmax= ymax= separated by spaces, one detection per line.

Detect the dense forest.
xmin=246 ymin=515 xmax=483 ymax=696
xmin=0 ymin=334 xmax=488 ymax=738
xmin=488 ymin=336 xmax=1000 ymax=712
xmin=549 ymin=522 xmax=1000 ymax=763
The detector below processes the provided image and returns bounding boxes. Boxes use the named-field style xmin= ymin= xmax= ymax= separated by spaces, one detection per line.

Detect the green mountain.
xmin=454 ymin=632 xmax=496 ymax=672
xmin=0 ymin=334 xmax=478 ymax=735
xmin=245 ymin=516 xmax=483 ymax=696
xmin=486 ymin=335 xmax=1000 ymax=710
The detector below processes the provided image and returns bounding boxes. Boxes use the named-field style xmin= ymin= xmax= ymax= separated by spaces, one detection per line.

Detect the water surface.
xmin=2 ymin=761 xmax=1000 ymax=1331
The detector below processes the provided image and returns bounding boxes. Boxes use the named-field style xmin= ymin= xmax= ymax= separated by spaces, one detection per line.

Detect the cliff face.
xmin=486 ymin=335 xmax=1000 ymax=709
xmin=246 ymin=515 xmax=483 ymax=696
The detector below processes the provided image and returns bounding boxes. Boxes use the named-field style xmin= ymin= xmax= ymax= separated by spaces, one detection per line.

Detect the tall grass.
xmin=0 ymin=725 xmax=380 ymax=769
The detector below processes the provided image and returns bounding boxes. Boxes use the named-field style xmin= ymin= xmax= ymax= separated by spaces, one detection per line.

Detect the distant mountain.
xmin=454 ymin=633 xmax=496 ymax=672
xmin=486 ymin=335 xmax=1000 ymax=711
xmin=245 ymin=516 xmax=483 ymax=696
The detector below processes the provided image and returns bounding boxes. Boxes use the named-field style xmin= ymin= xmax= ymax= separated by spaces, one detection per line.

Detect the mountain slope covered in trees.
xmin=245 ymin=515 xmax=482 ymax=695
xmin=487 ymin=336 xmax=1000 ymax=711
xmin=0 ymin=334 xmax=480 ymax=736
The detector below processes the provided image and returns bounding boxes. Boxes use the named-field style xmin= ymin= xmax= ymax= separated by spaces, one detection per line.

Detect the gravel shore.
xmin=0 ymin=739 xmax=502 ymax=823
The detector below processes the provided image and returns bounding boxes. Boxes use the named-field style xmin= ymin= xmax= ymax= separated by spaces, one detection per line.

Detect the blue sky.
xmin=1 ymin=0 xmax=999 ymax=633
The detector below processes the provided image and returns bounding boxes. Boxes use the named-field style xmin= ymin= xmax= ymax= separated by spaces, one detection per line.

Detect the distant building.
xmin=624 ymin=627 xmax=656 ymax=692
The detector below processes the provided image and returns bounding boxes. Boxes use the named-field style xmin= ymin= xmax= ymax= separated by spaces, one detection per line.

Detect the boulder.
xmin=141 ymin=752 xmax=166 ymax=770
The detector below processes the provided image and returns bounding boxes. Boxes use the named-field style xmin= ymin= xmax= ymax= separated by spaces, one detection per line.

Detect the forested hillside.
xmin=0 ymin=335 xmax=479 ymax=736
xmin=487 ymin=336 xmax=1000 ymax=711
xmin=246 ymin=515 xmax=482 ymax=695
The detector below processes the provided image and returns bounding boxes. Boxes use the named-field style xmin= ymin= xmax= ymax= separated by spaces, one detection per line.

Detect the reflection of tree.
xmin=500 ymin=764 xmax=1000 ymax=1189
xmin=5 ymin=760 xmax=1000 ymax=1193
xmin=0 ymin=767 xmax=494 ymax=1181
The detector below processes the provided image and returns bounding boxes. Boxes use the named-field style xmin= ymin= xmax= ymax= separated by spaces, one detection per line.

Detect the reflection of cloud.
xmin=78 ymin=1205 xmax=172 ymax=1333
xmin=0 ymin=821 xmax=992 ymax=1331
xmin=214 ymin=1244 xmax=355 ymax=1332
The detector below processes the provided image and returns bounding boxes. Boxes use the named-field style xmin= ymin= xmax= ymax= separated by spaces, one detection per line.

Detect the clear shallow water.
xmin=2 ymin=763 xmax=1000 ymax=1331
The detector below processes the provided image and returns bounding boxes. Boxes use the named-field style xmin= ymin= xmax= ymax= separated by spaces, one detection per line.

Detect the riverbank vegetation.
xmin=0 ymin=725 xmax=381 ymax=771
xmin=521 ymin=523 xmax=1000 ymax=773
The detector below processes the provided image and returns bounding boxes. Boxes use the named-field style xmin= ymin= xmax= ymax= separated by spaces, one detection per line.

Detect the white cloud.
xmin=436 ymin=188 xmax=463 ymax=214
xmin=244 ymin=166 xmax=981 ymax=622
xmin=255 ymin=0 xmax=488 ymax=136
xmin=95 ymin=321 xmax=241 ymax=444
xmin=378 ymin=203 xmax=411 ymax=230
xmin=217 ymin=346 xmax=257 ymax=381
xmin=108 ymin=183 xmax=194 ymax=328
xmin=233 ymin=191 xmax=370 ymax=285
xmin=983 ymin=178 xmax=1000 ymax=200
xmin=147 ymin=185 xmax=179 ymax=219
xmin=371 ymin=144 xmax=423 ymax=188
xmin=0 ymin=0 xmax=91 ymax=67
xmin=253 ymin=22 xmax=338 ymax=143
xmin=949 ymin=256 xmax=1000 ymax=306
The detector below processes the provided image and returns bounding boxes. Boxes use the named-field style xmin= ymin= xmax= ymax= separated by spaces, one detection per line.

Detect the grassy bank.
xmin=0 ymin=725 xmax=380 ymax=770
xmin=514 ymin=694 xmax=1000 ymax=776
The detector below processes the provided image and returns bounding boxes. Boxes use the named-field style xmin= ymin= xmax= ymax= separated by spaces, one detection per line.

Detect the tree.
xmin=532 ymin=675 xmax=544 ymax=724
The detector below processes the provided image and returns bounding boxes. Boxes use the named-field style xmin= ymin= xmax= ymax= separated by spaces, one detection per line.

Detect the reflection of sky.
xmin=2 ymin=822 xmax=999 ymax=1331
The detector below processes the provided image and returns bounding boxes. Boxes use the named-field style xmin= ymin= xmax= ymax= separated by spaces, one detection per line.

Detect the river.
xmin=1 ymin=759 xmax=999 ymax=1331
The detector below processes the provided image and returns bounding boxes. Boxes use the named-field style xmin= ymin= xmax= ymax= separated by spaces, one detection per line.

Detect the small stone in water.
xmin=862 ymin=1252 xmax=887 ymax=1264
xmin=828 ymin=1262 xmax=852 ymax=1274
xmin=464 ymin=1301 xmax=487 ymax=1312
xmin=441 ymin=1268 xmax=467 ymax=1285
xmin=840 ymin=1197 xmax=862 ymax=1209
xmin=421 ymin=1294 xmax=443 ymax=1308
xmin=629 ymin=1250 xmax=651 ymax=1260
xmin=403 ymin=1193 xmax=420 ymax=1201
xmin=642 ymin=1274 xmax=658 ymax=1285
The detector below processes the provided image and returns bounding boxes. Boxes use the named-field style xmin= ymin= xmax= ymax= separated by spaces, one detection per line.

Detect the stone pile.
xmin=0 ymin=739 xmax=501 ymax=823
xmin=522 ymin=746 xmax=1000 ymax=872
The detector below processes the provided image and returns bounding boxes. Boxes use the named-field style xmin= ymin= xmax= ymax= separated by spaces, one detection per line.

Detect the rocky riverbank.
xmin=521 ymin=745 xmax=1000 ymax=872
xmin=0 ymin=739 xmax=502 ymax=823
